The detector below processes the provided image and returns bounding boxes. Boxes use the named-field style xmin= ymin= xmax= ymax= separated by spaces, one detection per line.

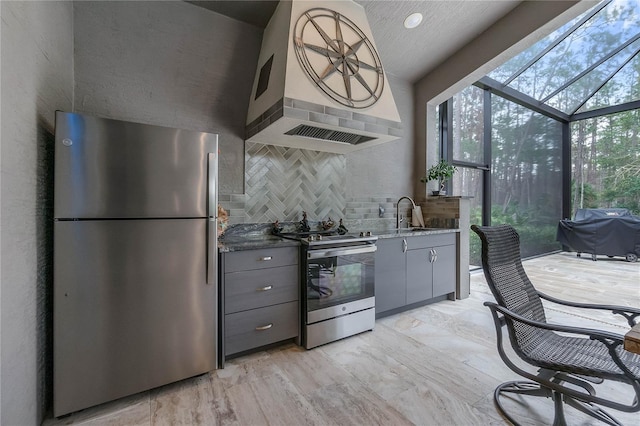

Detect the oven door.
xmin=305 ymin=245 xmax=376 ymax=321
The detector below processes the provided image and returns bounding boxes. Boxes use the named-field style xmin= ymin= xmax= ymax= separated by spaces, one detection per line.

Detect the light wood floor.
xmin=45 ymin=252 xmax=640 ymax=426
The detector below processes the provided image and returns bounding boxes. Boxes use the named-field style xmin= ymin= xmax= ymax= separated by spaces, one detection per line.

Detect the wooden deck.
xmin=45 ymin=252 xmax=639 ymax=425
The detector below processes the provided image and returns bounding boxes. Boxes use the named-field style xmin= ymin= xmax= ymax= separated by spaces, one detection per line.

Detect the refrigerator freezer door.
xmin=53 ymin=219 xmax=216 ymax=417
xmin=54 ymin=111 xmax=218 ymax=219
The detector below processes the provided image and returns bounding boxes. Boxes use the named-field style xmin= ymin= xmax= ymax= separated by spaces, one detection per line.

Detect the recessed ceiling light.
xmin=404 ymin=12 xmax=423 ymax=29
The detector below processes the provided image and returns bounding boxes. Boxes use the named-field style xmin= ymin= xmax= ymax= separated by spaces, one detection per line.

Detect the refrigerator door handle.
xmin=206 ymin=152 xmax=218 ymax=285
xmin=208 ymin=152 xmax=217 ymax=219
xmin=207 ymin=219 xmax=216 ymax=285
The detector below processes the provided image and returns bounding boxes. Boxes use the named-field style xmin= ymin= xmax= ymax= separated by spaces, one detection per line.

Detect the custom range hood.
xmin=246 ymin=0 xmax=402 ymax=154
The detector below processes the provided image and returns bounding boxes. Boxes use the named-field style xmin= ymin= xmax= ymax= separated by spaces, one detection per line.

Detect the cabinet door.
xmin=406 ymin=248 xmax=432 ymax=304
xmin=433 ymin=244 xmax=456 ymax=297
xmin=375 ymin=238 xmax=406 ymax=314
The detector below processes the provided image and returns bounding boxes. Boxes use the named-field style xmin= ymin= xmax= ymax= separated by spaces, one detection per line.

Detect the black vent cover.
xmin=255 ymin=54 xmax=273 ymax=100
xmin=285 ymin=124 xmax=376 ymax=145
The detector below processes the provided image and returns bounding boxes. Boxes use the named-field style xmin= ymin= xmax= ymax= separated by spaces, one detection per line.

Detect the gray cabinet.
xmin=375 ymin=233 xmax=456 ymax=317
xmin=224 ymin=265 xmax=298 ymax=314
xmin=406 ymin=248 xmax=432 ymax=304
xmin=221 ymin=246 xmax=299 ymax=362
xmin=432 ymin=243 xmax=456 ymax=298
xmin=375 ymin=238 xmax=407 ymax=313
xmin=225 ymin=301 xmax=298 ymax=355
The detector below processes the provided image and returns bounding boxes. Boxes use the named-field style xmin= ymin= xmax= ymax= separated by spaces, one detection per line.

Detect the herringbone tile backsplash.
xmin=242 ymin=142 xmax=346 ymax=223
xmin=218 ymin=143 xmax=399 ymax=229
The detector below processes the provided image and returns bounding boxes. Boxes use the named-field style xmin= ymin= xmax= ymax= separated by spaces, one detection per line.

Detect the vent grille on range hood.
xmin=245 ymin=0 xmax=402 ymax=154
xmin=285 ymin=125 xmax=375 ymax=145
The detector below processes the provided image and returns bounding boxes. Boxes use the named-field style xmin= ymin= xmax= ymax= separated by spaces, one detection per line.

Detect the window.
xmin=437 ymin=0 xmax=640 ymax=264
xmin=491 ymin=97 xmax=563 ymax=258
xmin=452 ymin=86 xmax=485 ymax=164
xmin=572 ymin=110 xmax=640 ymax=214
xmin=448 ymin=86 xmax=488 ymax=266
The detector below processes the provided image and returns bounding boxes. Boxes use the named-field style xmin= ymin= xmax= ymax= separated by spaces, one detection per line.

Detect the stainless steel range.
xmin=278 ymin=228 xmax=377 ymax=349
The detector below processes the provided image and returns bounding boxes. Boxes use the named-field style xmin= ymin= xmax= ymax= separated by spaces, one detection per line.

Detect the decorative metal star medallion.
xmin=293 ymin=8 xmax=384 ymax=109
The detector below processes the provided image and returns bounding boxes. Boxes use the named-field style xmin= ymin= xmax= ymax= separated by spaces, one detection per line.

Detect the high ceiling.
xmin=188 ymin=0 xmax=520 ymax=82
xmin=484 ymin=0 xmax=640 ymax=121
xmin=186 ymin=1 xmax=640 ymax=120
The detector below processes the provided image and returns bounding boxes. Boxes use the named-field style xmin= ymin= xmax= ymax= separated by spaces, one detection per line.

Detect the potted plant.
xmin=421 ymin=159 xmax=457 ymax=196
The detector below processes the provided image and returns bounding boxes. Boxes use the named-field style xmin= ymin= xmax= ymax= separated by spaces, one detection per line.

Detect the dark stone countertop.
xmin=218 ymin=235 xmax=300 ymax=252
xmin=374 ymin=227 xmax=458 ymax=239
xmin=218 ymin=227 xmax=458 ymax=252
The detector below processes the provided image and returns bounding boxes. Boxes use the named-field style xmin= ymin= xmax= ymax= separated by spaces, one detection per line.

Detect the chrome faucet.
xmin=396 ymin=196 xmax=417 ymax=229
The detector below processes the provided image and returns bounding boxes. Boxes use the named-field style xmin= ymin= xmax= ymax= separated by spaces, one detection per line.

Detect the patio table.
xmin=624 ymin=323 xmax=640 ymax=354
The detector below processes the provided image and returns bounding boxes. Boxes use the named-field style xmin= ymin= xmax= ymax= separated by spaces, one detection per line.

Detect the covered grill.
xmin=556 ymin=208 xmax=640 ymax=262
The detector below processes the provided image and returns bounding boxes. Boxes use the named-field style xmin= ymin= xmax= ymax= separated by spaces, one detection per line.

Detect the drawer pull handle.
xmin=260 ymin=256 xmax=272 ymax=261
xmin=257 ymin=285 xmax=273 ymax=291
xmin=255 ymin=323 xmax=273 ymax=331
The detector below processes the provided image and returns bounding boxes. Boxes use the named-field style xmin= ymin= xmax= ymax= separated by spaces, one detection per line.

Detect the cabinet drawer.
xmin=407 ymin=233 xmax=455 ymax=250
xmin=224 ymin=246 xmax=298 ymax=273
xmin=225 ymin=301 xmax=298 ymax=355
xmin=225 ymin=265 xmax=298 ymax=314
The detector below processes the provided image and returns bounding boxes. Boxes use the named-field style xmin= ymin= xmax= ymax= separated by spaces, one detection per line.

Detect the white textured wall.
xmin=283 ymin=0 xmax=400 ymax=122
xmin=346 ymin=74 xmax=414 ymax=198
xmin=73 ymin=1 xmax=262 ymax=194
xmin=246 ymin=0 xmax=291 ymax=124
xmin=0 ymin=1 xmax=74 ymax=424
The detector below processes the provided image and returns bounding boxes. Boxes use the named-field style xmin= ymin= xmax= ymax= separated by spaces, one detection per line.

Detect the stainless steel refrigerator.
xmin=53 ymin=111 xmax=218 ymax=417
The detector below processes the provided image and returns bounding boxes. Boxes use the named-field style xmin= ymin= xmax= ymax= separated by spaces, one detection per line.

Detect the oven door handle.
xmin=307 ymin=245 xmax=377 ymax=259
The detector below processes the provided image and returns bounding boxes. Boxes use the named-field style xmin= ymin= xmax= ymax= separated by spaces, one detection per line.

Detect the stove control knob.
xmin=317 ymin=234 xmax=323 ymax=241
xmin=366 ymin=231 xmax=372 ymax=237
xmin=359 ymin=231 xmax=365 ymax=237
xmin=308 ymin=235 xmax=315 ymax=242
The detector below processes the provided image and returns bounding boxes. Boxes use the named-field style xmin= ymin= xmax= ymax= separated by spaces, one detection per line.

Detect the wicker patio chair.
xmin=471 ymin=224 xmax=640 ymax=426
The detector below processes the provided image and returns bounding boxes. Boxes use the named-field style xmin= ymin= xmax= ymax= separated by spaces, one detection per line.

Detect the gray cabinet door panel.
xmin=375 ymin=235 xmax=457 ymax=315
xmin=406 ymin=248 xmax=432 ymax=304
xmin=225 ymin=301 xmax=298 ymax=355
xmin=433 ymin=244 xmax=456 ymax=297
xmin=224 ymin=246 xmax=298 ymax=273
xmin=374 ymin=238 xmax=406 ymax=313
xmin=224 ymin=265 xmax=298 ymax=314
